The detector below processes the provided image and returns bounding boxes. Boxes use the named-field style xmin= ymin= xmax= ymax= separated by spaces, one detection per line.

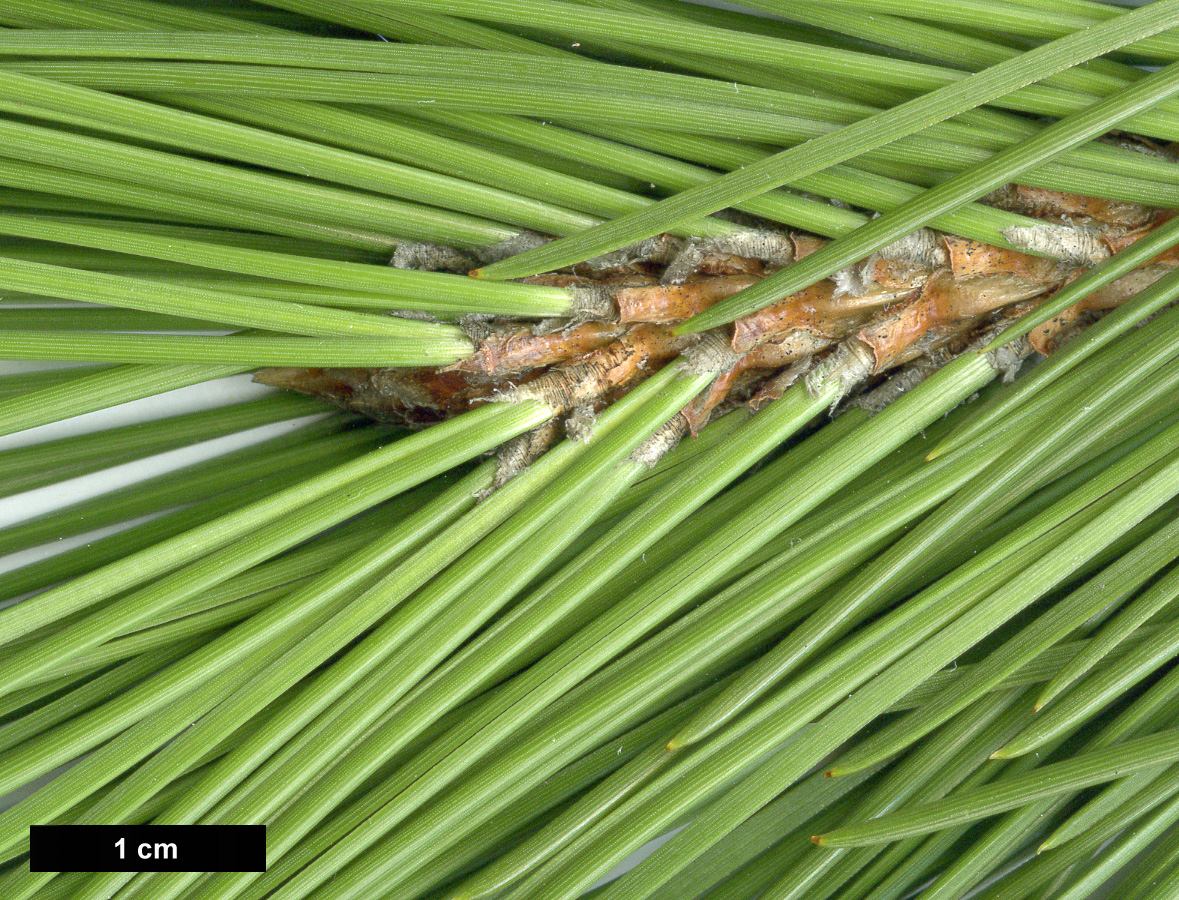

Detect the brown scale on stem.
xmin=616 ymin=275 xmax=762 ymax=324
xmin=941 ymin=236 xmax=1075 ymax=283
xmin=494 ymin=324 xmax=690 ymax=417
xmin=730 ymin=280 xmax=907 ymax=354
xmin=253 ymin=365 xmax=535 ymax=426
xmin=856 ymin=266 xmax=1067 ymax=371
xmin=447 ymin=321 xmax=627 ymax=375
xmin=1028 ymin=264 xmax=1177 ymax=354
xmin=681 ymin=363 xmax=767 ymax=435
xmin=750 ymin=357 xmax=814 ymax=411
xmin=681 ymin=329 xmax=838 ymax=433
xmin=983 ymin=184 xmax=1160 ymax=229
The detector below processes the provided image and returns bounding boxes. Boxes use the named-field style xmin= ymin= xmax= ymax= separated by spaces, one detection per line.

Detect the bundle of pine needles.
xmin=4 ymin=1 xmax=1179 ymax=899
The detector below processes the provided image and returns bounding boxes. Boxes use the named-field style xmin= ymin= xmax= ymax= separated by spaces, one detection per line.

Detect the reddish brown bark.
xmin=259 ymin=183 xmax=1178 ymax=445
